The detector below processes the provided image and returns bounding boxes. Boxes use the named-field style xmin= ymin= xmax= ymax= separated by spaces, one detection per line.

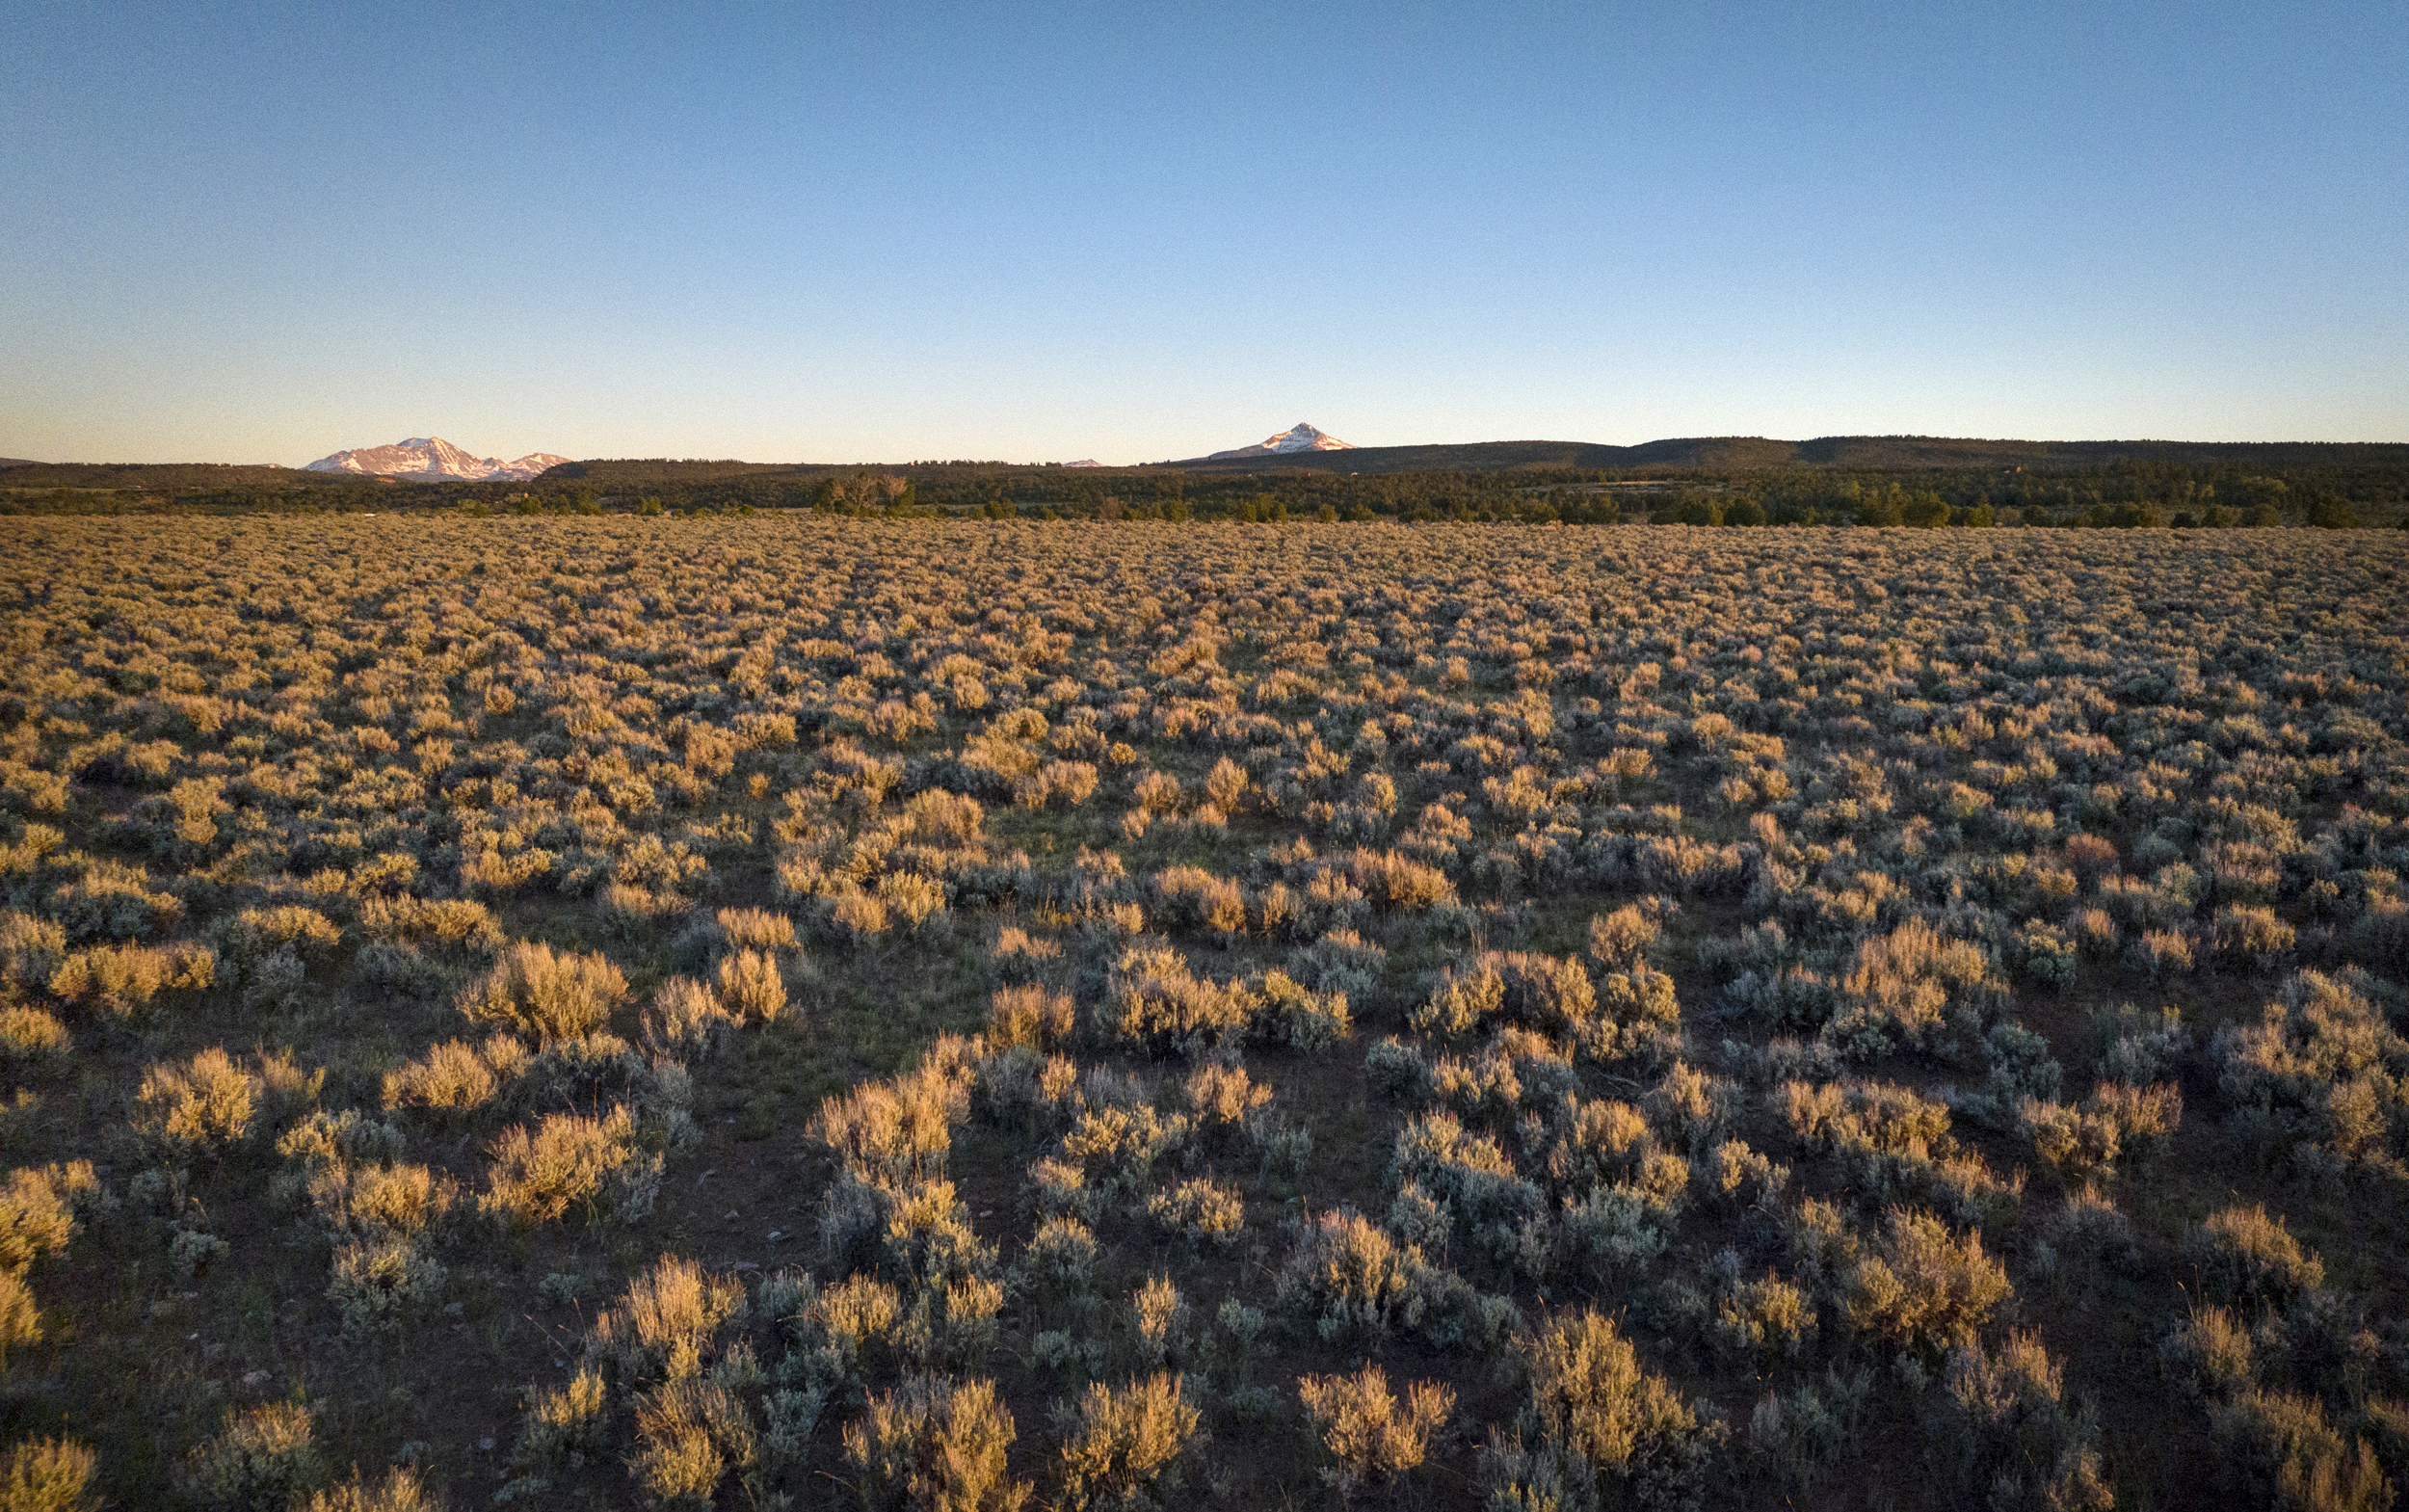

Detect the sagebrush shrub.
xmin=0 ymin=1436 xmax=98 ymax=1512
xmin=1054 ymin=1371 xmax=1201 ymax=1510
xmin=1145 ymin=1178 xmax=1243 ymax=1247
xmin=715 ymin=906 xmax=797 ymax=952
xmin=299 ymin=1467 xmax=437 ymax=1512
xmin=1937 ymin=1332 xmax=2113 ymax=1512
xmin=1096 ymin=946 xmax=1254 ymax=1056
xmin=135 ymin=1047 xmax=260 ymax=1158
xmin=2161 ymin=1303 xmax=2257 ymax=1399
xmin=1746 ymin=1369 xmax=1867 ymax=1493
xmin=630 ymin=1376 xmax=755 ymax=1507
xmin=812 ymin=1061 xmax=967 ymax=1189
xmin=1298 ymin=1364 xmax=1454 ymax=1495
xmin=1180 ymin=1060 xmax=1269 ymax=1132
xmin=0 ymin=1163 xmax=93 ymax=1274
xmin=0 ymin=1269 xmax=39 ymax=1360
xmin=180 ymin=1402 xmax=325 ymax=1510
xmin=843 ymin=1373 xmax=1030 ymax=1512
xmin=1842 ymin=1207 xmax=2012 ymax=1358
xmin=459 ymin=942 xmax=628 ymax=1045
xmin=1587 ymin=901 xmax=1663 ymax=969
xmin=2210 ymin=1390 xmax=2393 ymax=1512
xmin=714 ymin=947 xmax=785 ymax=1023
xmin=591 ymin=1253 xmax=749 ymax=1384
xmin=1708 ymin=1270 xmax=1818 ymax=1363
xmin=1487 ymin=1308 xmax=1720 ymax=1512
xmin=2186 ymin=1204 xmax=2324 ymax=1307
xmin=2212 ymin=905 xmax=2297 ymax=968
xmin=328 ymin=1236 xmax=448 ymax=1337
xmin=2047 ymin=1186 xmax=2141 ymax=1280
xmin=987 ymin=986 xmax=1073 ymax=1051
xmin=484 ymin=1106 xmax=653 ymax=1227
xmin=645 ymin=977 xmax=735 ymax=1055
xmin=46 ymin=941 xmax=215 ymax=1018
xmin=0 ymin=1004 xmax=68 ymax=1066
xmin=382 ymin=1034 xmax=526 ymax=1115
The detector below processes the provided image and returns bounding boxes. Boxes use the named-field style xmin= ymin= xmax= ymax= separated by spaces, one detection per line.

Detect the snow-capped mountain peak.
xmin=1205 ymin=422 xmax=1356 ymax=460
xmin=304 ymin=437 xmax=569 ymax=483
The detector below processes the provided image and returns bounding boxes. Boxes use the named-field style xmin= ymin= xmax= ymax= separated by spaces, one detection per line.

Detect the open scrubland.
xmin=2 ymin=517 xmax=2407 ymax=1510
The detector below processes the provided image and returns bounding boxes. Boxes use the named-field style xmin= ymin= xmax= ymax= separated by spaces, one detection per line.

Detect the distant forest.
xmin=2 ymin=438 xmax=2403 ymax=527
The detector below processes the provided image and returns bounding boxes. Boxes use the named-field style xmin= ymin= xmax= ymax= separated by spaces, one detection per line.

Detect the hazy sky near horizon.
xmin=4 ymin=3 xmax=2404 ymax=465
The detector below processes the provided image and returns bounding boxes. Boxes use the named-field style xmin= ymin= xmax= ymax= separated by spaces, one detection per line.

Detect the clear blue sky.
xmin=4 ymin=2 xmax=2404 ymax=464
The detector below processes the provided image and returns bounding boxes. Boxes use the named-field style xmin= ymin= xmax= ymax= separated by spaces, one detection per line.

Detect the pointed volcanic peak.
xmin=304 ymin=437 xmax=570 ymax=483
xmin=1204 ymin=422 xmax=1356 ymax=461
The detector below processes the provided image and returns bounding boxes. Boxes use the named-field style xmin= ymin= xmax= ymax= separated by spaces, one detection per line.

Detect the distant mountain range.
xmin=4 ymin=434 xmax=2403 ymax=496
xmin=304 ymin=437 xmax=568 ymax=483
xmin=1168 ymin=434 xmax=2409 ymax=474
xmin=1204 ymin=422 xmax=1355 ymax=461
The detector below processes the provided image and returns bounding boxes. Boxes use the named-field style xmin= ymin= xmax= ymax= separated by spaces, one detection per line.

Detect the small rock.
xmin=242 ymin=1369 xmax=271 ymax=1389
xmin=443 ymin=1301 xmax=466 ymax=1315
xmin=724 ymin=1208 xmax=740 ymax=1220
xmin=732 ymin=1260 xmax=759 ymax=1272
xmin=978 ymin=1208 xmax=993 ymax=1218
xmin=766 ymin=1230 xmax=784 ymax=1243
xmin=478 ymin=1437 xmax=495 ymax=1452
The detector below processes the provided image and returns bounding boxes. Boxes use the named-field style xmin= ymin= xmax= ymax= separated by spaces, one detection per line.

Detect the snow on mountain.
xmin=303 ymin=437 xmax=570 ymax=483
xmin=1062 ymin=459 xmax=1105 ymax=467
xmin=1204 ymin=422 xmax=1356 ymax=460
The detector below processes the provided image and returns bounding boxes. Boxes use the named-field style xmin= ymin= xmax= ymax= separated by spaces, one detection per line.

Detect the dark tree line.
xmin=2 ymin=452 xmax=2401 ymax=526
